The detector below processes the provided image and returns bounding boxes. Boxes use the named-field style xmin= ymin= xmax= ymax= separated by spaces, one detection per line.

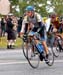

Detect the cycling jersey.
xmin=21 ymin=12 xmax=46 ymax=41
xmin=21 ymin=12 xmax=43 ymax=33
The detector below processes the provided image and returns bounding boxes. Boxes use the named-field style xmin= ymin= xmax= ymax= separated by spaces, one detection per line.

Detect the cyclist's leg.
xmin=40 ymin=34 xmax=50 ymax=62
xmin=42 ymin=40 xmax=48 ymax=55
xmin=39 ymin=28 xmax=49 ymax=55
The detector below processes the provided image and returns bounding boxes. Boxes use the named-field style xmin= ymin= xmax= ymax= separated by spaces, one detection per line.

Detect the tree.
xmin=9 ymin=0 xmax=48 ymax=16
xmin=9 ymin=0 xmax=19 ymax=16
xmin=19 ymin=0 xmax=48 ymax=16
xmin=50 ymin=0 xmax=63 ymax=15
xmin=9 ymin=0 xmax=63 ymax=16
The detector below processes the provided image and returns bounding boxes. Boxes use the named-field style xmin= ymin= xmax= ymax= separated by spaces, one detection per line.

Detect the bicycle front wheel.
xmin=27 ymin=44 xmax=40 ymax=69
xmin=53 ymin=36 xmax=62 ymax=57
xmin=22 ymin=41 xmax=29 ymax=59
xmin=53 ymin=45 xmax=60 ymax=57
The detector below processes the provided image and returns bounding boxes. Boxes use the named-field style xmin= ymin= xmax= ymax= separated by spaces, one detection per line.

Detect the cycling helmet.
xmin=26 ymin=6 xmax=34 ymax=11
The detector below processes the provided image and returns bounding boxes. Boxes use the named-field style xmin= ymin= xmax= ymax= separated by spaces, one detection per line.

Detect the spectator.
xmin=6 ymin=16 xmax=16 ymax=49
xmin=59 ymin=18 xmax=63 ymax=33
xmin=1 ymin=17 xmax=6 ymax=37
xmin=12 ymin=15 xmax=17 ymax=47
xmin=17 ymin=17 xmax=22 ymax=37
xmin=0 ymin=20 xmax=2 ymax=41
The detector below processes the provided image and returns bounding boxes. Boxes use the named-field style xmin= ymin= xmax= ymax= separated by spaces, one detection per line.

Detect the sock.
xmin=8 ymin=42 xmax=11 ymax=46
xmin=12 ymin=42 xmax=14 ymax=46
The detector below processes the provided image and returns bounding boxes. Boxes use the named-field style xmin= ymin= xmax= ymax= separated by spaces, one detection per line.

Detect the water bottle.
xmin=36 ymin=43 xmax=44 ymax=53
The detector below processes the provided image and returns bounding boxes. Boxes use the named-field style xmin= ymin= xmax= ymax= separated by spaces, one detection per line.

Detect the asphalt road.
xmin=0 ymin=49 xmax=63 ymax=75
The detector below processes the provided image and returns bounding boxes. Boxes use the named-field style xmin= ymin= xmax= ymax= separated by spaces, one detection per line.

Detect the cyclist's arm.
xmin=36 ymin=13 xmax=45 ymax=27
xmin=20 ymin=22 xmax=25 ymax=34
xmin=20 ymin=16 xmax=28 ymax=34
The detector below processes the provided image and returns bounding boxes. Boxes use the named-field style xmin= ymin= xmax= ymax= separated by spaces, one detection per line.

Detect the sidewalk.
xmin=0 ymin=47 xmax=22 ymax=51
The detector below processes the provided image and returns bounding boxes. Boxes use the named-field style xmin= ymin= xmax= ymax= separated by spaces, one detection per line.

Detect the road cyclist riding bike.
xmin=46 ymin=13 xmax=63 ymax=57
xmin=49 ymin=13 xmax=63 ymax=52
xmin=20 ymin=6 xmax=54 ymax=68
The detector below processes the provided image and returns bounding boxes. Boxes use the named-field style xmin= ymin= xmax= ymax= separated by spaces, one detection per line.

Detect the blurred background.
xmin=0 ymin=0 xmax=63 ymax=48
xmin=0 ymin=0 xmax=63 ymax=17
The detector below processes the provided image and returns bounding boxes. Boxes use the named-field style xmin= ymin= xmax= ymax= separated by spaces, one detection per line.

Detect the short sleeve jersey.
xmin=21 ymin=12 xmax=43 ymax=33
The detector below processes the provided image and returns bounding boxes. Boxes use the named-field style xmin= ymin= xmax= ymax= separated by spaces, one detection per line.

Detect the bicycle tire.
xmin=22 ymin=41 xmax=28 ymax=59
xmin=27 ymin=43 xmax=40 ymax=69
xmin=53 ymin=36 xmax=62 ymax=57
xmin=45 ymin=47 xmax=54 ymax=66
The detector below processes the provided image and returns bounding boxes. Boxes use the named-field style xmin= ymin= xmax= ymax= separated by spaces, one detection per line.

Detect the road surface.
xmin=0 ymin=49 xmax=63 ymax=75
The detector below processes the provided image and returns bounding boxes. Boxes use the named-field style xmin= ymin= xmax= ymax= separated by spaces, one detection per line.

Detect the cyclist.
xmin=49 ymin=13 xmax=63 ymax=50
xmin=20 ymin=6 xmax=49 ymax=61
xmin=50 ymin=13 xmax=63 ymax=33
xmin=59 ymin=17 xmax=63 ymax=34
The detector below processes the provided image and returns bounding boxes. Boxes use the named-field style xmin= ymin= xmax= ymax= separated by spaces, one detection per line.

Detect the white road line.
xmin=0 ymin=61 xmax=42 ymax=65
xmin=0 ymin=60 xmax=63 ymax=65
xmin=54 ymin=60 xmax=63 ymax=63
xmin=0 ymin=61 xmax=28 ymax=65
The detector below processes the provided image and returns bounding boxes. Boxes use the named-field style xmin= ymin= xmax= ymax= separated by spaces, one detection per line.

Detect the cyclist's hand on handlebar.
xmin=53 ymin=28 xmax=57 ymax=33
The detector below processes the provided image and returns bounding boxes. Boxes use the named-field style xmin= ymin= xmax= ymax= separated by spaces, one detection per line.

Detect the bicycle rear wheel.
xmin=27 ymin=44 xmax=40 ymax=69
xmin=45 ymin=47 xmax=54 ymax=66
